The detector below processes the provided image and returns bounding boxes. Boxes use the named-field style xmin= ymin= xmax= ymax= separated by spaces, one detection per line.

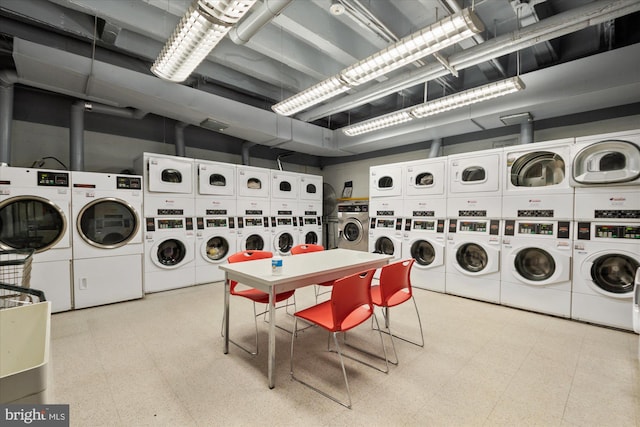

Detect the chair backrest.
xmin=330 ymin=269 xmax=375 ymax=331
xmin=291 ymin=244 xmax=324 ymax=255
xmin=227 ymin=250 xmax=273 ymax=290
xmin=378 ymin=259 xmax=415 ymax=306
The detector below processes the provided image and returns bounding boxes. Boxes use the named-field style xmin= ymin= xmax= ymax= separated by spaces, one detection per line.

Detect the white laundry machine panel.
xmin=403 ymin=197 xmax=446 ymax=221
xmin=143 ymin=216 xmax=195 ymax=293
xmin=503 ymin=138 xmax=574 ymax=196
xmin=633 ymin=267 xmax=639 ymax=335
xmin=237 ymin=198 xmax=270 ymax=251
xmin=195 ymin=159 xmax=236 ymax=198
xmin=337 ymin=201 xmax=369 ymax=252
xmin=271 ymin=170 xmax=299 ymax=200
xmin=270 ymin=199 xmax=299 ymax=256
xmin=574 ymin=187 xmax=639 ymax=221
xmin=501 ymin=219 xmax=572 ymax=317
xmin=134 ymin=153 xmax=194 ymax=195
xmin=370 ymin=163 xmax=403 ymax=198
xmin=571 ymin=130 xmax=640 ymax=188
xmin=0 ymin=167 xmax=72 ymax=312
xmin=572 ymin=221 xmax=640 ymax=330
xmin=195 ymin=203 xmax=237 ymax=284
xmin=403 ymin=157 xmax=447 ymax=198
xmin=71 ymin=172 xmax=144 ymax=308
xmin=402 ymin=217 xmax=446 ymax=292
xmin=237 ymin=165 xmax=270 ymax=199
xmin=299 ymin=173 xmax=323 ymax=202
xmin=447 ymin=195 xmax=502 ymax=220
xmin=502 ymin=193 xmax=574 ymax=221
xmin=448 ymin=148 xmax=503 ymax=198
xmin=299 ymin=201 xmax=322 ymax=245
xmin=445 ymin=218 xmax=502 ymax=303
xmin=369 ymin=198 xmax=403 ymax=278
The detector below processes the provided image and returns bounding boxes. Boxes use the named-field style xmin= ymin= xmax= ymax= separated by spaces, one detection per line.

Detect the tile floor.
xmin=48 ymin=282 xmax=639 ymax=426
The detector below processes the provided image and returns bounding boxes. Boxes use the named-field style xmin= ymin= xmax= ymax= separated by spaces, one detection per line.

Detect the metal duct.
xmin=0 ymin=70 xmax=18 ymax=165
xmin=229 ymin=0 xmax=293 ymax=45
xmin=175 ymin=122 xmax=187 ymax=157
xmin=428 ymin=138 xmax=442 ymax=158
xmin=520 ymin=120 xmax=533 ymax=144
xmin=242 ymin=141 xmax=256 ymax=165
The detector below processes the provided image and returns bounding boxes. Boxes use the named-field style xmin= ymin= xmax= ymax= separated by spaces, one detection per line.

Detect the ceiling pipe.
xmin=175 ymin=122 xmax=188 ymax=157
xmin=242 ymin=141 xmax=256 ymax=165
xmin=0 ymin=70 xmax=18 ymax=165
xmin=520 ymin=120 xmax=533 ymax=144
xmin=298 ymin=0 xmax=640 ymax=122
xmin=428 ymin=138 xmax=442 ymax=158
xmin=229 ymin=0 xmax=293 ymax=45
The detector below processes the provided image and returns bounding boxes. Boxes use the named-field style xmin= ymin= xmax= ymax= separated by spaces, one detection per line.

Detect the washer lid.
xmin=573 ymin=140 xmax=640 ymax=184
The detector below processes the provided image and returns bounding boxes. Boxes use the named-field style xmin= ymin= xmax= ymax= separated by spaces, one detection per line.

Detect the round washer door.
xmin=0 ymin=195 xmax=67 ymax=253
xmin=374 ymin=236 xmax=396 ymax=256
xmin=201 ymin=235 xmax=230 ymax=264
xmin=581 ymin=252 xmax=639 ymax=298
xmin=274 ymin=231 xmax=294 ymax=254
xmin=509 ymin=246 xmax=571 ymax=286
xmin=77 ymin=198 xmax=139 ymax=248
xmin=410 ymin=238 xmax=444 ymax=269
xmin=244 ymin=234 xmax=265 ymax=251
xmin=454 ymin=242 xmax=499 ymax=276
xmin=152 ymin=238 xmax=187 ymax=269
xmin=303 ymin=231 xmax=318 ymax=245
xmin=342 ymin=219 xmax=364 ymax=245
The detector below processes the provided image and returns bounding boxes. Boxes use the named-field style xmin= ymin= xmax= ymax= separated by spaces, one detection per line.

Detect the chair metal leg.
xmin=220 ymin=299 xmax=260 ymax=355
xmin=374 ymin=296 xmax=425 ymax=364
xmin=336 ymin=316 xmax=389 ymax=374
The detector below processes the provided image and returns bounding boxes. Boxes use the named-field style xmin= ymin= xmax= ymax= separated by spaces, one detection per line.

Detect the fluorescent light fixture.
xmin=342 ymin=77 xmax=525 ymax=136
xmin=272 ymin=8 xmax=483 ymax=116
xmin=272 ymin=76 xmax=350 ymax=116
xmin=151 ymin=0 xmax=256 ymax=83
xmin=340 ymin=9 xmax=484 ymax=86
xmin=411 ymin=77 xmax=525 ymax=118
xmin=343 ymin=111 xmax=413 ymax=136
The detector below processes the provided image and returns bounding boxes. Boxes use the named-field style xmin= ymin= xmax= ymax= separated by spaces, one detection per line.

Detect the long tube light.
xmin=151 ymin=0 xmax=256 ymax=83
xmin=342 ymin=77 xmax=525 ymax=136
xmin=272 ymin=8 xmax=484 ymax=116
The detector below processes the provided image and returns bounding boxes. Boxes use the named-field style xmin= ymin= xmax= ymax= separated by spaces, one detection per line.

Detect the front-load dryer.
xmin=270 ymin=199 xmax=299 ymax=256
xmin=71 ymin=172 xmax=143 ymax=308
xmin=195 ymin=159 xmax=236 ymax=201
xmin=370 ymin=163 xmax=403 ymax=199
xmin=299 ymin=173 xmax=323 ymax=202
xmin=299 ymin=200 xmax=322 ymax=245
xmin=0 ymin=167 xmax=72 ymax=312
xmin=237 ymin=165 xmax=270 ymax=200
xmin=572 ymin=221 xmax=640 ymax=331
xmin=271 ymin=170 xmax=299 ymax=200
xmin=143 ymin=216 xmax=195 ymax=293
xmin=501 ymin=219 xmax=572 ymax=317
xmin=237 ymin=198 xmax=270 ymax=251
xmin=403 ymin=197 xmax=447 ymax=292
xmin=369 ymin=199 xmax=403 ymax=278
xmin=448 ymin=148 xmax=503 ymax=200
xmin=446 ymin=218 xmax=501 ymax=303
xmin=337 ymin=201 xmax=369 ymax=251
xmin=403 ymin=157 xmax=447 ymax=199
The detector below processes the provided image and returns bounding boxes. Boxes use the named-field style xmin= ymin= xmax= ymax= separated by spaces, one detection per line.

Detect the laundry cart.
xmin=0 ymin=248 xmax=52 ymax=404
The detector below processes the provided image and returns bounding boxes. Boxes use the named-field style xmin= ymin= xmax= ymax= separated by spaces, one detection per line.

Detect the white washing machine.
xmin=337 ymin=201 xmax=369 ymax=252
xmin=448 ymin=148 xmax=503 ymax=201
xmin=573 ymin=186 xmax=639 ymax=222
xmin=369 ymin=199 xmax=403 ymax=279
xmin=195 ymin=198 xmax=237 ymax=285
xmin=402 ymin=197 xmax=447 ymax=293
xmin=143 ymin=216 xmax=195 ymax=293
xmin=0 ymin=167 xmax=72 ymax=313
xmin=501 ymin=219 xmax=572 ymax=317
xmin=572 ymin=221 xmax=640 ymax=331
xmin=299 ymin=173 xmax=323 ymax=202
xmin=270 ymin=199 xmax=299 ymax=256
xmin=370 ymin=163 xmax=403 ymax=199
xmin=271 ymin=170 xmax=299 ymax=200
xmin=445 ymin=218 xmax=502 ymax=303
xmin=71 ymin=172 xmax=143 ymax=308
xmin=403 ymin=157 xmax=447 ymax=199
xmin=571 ymin=129 xmax=640 ymax=190
xmin=237 ymin=165 xmax=270 ymax=200
xmin=299 ymin=200 xmax=323 ymax=246
xmin=237 ymin=198 xmax=271 ymax=251
xmin=634 ymin=268 xmax=639 ymax=359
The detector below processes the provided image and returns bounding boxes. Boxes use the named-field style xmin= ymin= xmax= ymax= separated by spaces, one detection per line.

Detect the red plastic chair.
xmin=290 ymin=244 xmax=333 ymax=302
xmin=370 ymin=258 xmax=424 ymax=365
xmin=290 ymin=269 xmax=388 ymax=409
xmin=222 ymin=250 xmax=295 ymax=355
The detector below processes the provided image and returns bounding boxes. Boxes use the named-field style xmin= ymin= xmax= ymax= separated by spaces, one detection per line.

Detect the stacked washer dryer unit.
xmin=298 ymin=173 xmax=323 ymax=246
xmin=570 ymin=130 xmax=640 ymax=331
xmin=71 ymin=172 xmax=144 ymax=308
xmin=270 ymin=170 xmax=299 ymax=256
xmin=194 ymin=160 xmax=237 ymax=285
xmin=0 ymin=167 xmax=72 ymax=312
xmin=445 ymin=148 xmax=503 ymax=303
xmin=236 ymin=165 xmax=271 ymax=251
xmin=134 ymin=153 xmax=195 ymax=293
xmin=500 ymin=139 xmax=574 ymax=317
xmin=401 ymin=158 xmax=447 ymax=292
xmin=369 ymin=163 xmax=404 ymax=278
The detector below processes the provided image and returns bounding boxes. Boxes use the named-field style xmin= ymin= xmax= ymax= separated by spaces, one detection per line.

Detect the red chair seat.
xmin=370 ymin=286 xmax=411 ymax=308
xmin=294 ymin=300 xmax=373 ymax=332
xmin=232 ymin=288 xmax=295 ymax=305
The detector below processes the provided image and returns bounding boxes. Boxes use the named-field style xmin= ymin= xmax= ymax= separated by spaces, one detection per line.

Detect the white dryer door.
xmin=573 ymin=140 xmax=640 ymax=185
xmin=454 ymin=241 xmax=499 ymax=276
xmin=197 ymin=162 xmax=235 ymax=196
xmin=581 ymin=251 xmax=639 ymax=298
xmin=449 ymin=152 xmax=500 ymax=195
xmin=237 ymin=166 xmax=270 ymax=199
xmin=148 ymin=157 xmax=193 ymax=194
xmin=370 ymin=164 xmax=402 ymax=198
xmin=409 ymin=238 xmax=444 ymax=270
xmin=509 ymin=246 xmax=571 ymax=286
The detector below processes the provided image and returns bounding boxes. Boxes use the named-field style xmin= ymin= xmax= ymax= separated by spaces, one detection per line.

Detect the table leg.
xmin=268 ymin=286 xmax=276 ymax=389
xmin=223 ymin=275 xmax=230 ymax=354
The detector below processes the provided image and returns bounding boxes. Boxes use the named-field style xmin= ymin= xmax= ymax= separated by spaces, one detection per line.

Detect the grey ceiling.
xmin=1 ymin=0 xmax=639 ymax=164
